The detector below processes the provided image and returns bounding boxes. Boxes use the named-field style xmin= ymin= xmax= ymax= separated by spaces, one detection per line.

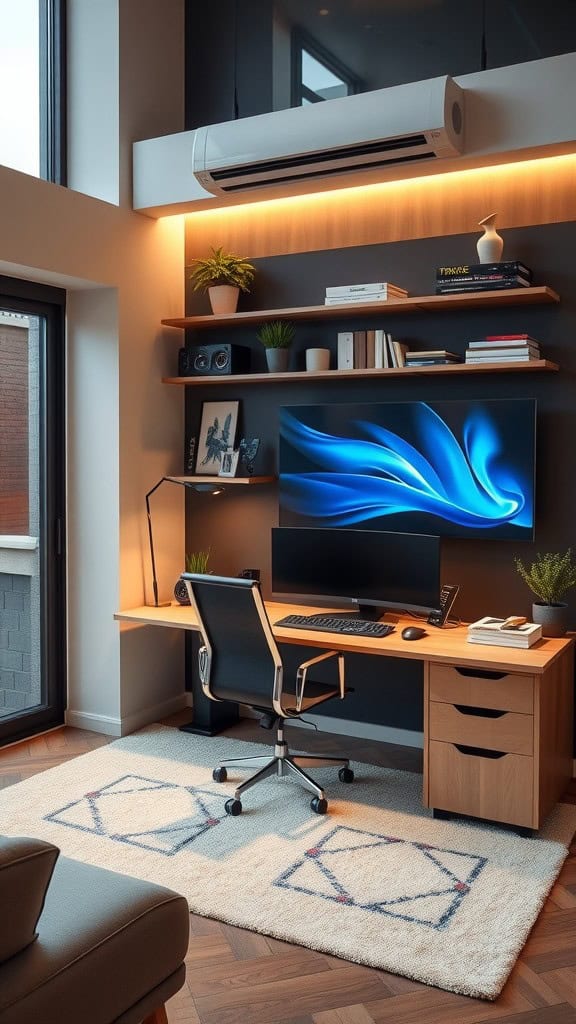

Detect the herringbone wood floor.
xmin=2 ymin=720 xmax=576 ymax=1024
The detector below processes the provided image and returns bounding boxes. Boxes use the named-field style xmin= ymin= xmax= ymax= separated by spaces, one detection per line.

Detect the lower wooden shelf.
xmin=163 ymin=359 xmax=558 ymax=386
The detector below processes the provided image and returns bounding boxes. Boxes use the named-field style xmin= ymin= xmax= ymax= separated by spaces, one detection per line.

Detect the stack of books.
xmin=467 ymin=616 xmax=543 ymax=648
xmin=404 ymin=349 xmax=462 ymax=367
xmin=325 ymin=281 xmax=408 ymax=306
xmin=337 ymin=330 xmax=409 ymax=369
xmin=465 ymin=334 xmax=542 ymax=364
xmin=435 ymin=261 xmax=533 ymax=295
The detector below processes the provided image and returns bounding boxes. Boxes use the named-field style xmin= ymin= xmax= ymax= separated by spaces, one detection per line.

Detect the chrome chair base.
xmin=214 ymin=730 xmax=350 ymax=803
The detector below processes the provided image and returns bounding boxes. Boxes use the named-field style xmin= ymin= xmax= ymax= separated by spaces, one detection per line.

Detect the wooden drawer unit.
xmin=428 ymin=740 xmax=534 ymax=828
xmin=429 ymin=701 xmax=533 ymax=756
xmin=429 ymin=663 xmax=534 ymax=714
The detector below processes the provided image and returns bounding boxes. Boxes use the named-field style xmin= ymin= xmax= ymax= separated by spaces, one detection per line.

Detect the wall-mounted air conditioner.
xmin=133 ymin=75 xmax=464 ymax=215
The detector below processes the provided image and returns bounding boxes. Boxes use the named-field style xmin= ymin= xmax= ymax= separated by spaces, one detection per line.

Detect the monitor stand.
xmin=325 ymin=603 xmax=387 ymax=622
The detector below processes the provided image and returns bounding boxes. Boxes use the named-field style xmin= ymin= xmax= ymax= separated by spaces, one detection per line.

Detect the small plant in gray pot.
xmin=257 ymin=320 xmax=295 ymax=372
xmin=174 ymin=549 xmax=211 ymax=605
xmin=514 ymin=549 xmax=576 ymax=637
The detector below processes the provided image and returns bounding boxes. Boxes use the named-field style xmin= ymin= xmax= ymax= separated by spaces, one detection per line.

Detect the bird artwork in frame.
xmin=195 ymin=400 xmax=240 ymax=474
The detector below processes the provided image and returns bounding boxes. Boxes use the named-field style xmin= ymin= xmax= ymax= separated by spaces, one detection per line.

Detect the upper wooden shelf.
xmin=161 ymin=287 xmax=560 ymax=330
xmin=163 ymin=359 xmax=558 ymax=386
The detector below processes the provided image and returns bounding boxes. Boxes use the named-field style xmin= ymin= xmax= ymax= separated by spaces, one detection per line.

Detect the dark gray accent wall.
xmin=182 ymin=221 xmax=576 ymax=733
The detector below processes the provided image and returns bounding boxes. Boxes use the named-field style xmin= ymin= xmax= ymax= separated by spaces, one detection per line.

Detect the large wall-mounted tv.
xmin=279 ymin=399 xmax=536 ymax=540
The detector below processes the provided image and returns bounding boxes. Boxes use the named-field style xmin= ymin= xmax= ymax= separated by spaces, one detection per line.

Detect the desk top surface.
xmin=115 ymin=601 xmax=573 ymax=675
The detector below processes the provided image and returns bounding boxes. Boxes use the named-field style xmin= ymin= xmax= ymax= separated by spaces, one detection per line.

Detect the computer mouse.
xmin=401 ymin=626 xmax=427 ymax=641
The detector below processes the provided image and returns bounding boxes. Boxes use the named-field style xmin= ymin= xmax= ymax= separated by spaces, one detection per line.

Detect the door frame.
xmin=0 ymin=275 xmax=66 ymax=745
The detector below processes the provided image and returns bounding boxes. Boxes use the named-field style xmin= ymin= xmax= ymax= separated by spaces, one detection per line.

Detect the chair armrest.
xmin=0 ymin=836 xmax=59 ymax=964
xmin=295 ymin=651 xmax=345 ymax=711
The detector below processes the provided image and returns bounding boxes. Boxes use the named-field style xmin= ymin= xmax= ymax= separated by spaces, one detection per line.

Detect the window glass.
xmin=0 ymin=0 xmax=40 ymax=176
xmin=301 ymin=48 xmax=349 ymax=101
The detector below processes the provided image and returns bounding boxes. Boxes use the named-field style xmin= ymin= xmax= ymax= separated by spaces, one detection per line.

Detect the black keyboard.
xmin=274 ymin=613 xmax=395 ymax=638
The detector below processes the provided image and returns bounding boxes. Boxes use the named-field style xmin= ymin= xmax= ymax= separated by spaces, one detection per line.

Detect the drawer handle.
xmin=454 ymin=667 xmax=507 ymax=681
xmin=454 ymin=744 xmax=506 ymax=759
xmin=453 ymin=704 xmax=507 ymax=719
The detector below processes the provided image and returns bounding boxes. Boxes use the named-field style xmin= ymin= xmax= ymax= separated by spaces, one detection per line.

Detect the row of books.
xmin=435 ymin=261 xmax=533 ymax=295
xmin=337 ymin=330 xmax=408 ymax=368
xmin=467 ymin=616 xmax=542 ymax=648
xmin=464 ymin=333 xmax=542 ymax=364
xmin=325 ymin=280 xmax=408 ymax=307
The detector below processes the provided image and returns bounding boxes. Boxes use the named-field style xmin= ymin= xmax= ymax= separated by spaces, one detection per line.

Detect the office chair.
xmin=182 ymin=573 xmax=354 ymax=816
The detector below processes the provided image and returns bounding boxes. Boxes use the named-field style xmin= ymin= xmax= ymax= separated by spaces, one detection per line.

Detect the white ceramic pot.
xmin=208 ymin=285 xmax=240 ymax=315
xmin=305 ymin=347 xmax=331 ymax=371
xmin=532 ymin=602 xmax=569 ymax=638
xmin=476 ymin=213 xmax=504 ymax=263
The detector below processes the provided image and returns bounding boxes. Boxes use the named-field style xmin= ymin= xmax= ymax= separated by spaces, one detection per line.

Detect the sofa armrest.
xmin=0 ymin=836 xmax=59 ymax=963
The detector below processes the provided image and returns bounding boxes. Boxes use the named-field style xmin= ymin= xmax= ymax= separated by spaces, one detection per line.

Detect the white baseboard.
xmin=240 ymin=706 xmax=423 ymax=749
xmin=65 ymin=693 xmax=192 ymax=737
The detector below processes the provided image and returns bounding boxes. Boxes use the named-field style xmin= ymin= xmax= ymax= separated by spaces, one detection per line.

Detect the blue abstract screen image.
xmin=279 ymin=400 xmax=536 ymax=539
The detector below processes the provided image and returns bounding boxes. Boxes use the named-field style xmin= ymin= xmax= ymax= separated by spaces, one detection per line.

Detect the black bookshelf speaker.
xmin=178 ymin=343 xmax=251 ymax=376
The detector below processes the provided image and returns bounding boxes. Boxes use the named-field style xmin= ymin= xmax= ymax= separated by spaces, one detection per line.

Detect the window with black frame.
xmin=291 ymin=28 xmax=361 ymax=106
xmin=0 ymin=0 xmax=66 ymax=184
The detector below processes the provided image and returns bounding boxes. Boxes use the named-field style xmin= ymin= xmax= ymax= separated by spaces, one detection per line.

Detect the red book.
xmin=485 ymin=334 xmax=531 ymax=340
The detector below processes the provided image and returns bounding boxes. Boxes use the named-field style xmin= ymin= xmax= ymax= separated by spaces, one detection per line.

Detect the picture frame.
xmin=195 ymin=400 xmax=240 ymax=474
xmin=219 ymin=448 xmax=240 ymax=478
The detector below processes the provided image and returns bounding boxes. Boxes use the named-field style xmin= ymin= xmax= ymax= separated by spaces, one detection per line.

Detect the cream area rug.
xmin=1 ymin=725 xmax=575 ymax=1001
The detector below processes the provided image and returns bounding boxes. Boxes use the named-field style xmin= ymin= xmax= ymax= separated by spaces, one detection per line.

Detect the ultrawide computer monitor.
xmin=271 ymin=527 xmax=441 ymax=619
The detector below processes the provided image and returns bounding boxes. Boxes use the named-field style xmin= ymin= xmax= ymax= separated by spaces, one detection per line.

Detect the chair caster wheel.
xmin=213 ymin=767 xmax=227 ymax=783
xmin=311 ymin=797 xmax=328 ymax=815
xmin=338 ymin=767 xmax=354 ymax=783
xmin=225 ymin=798 xmax=242 ymax=816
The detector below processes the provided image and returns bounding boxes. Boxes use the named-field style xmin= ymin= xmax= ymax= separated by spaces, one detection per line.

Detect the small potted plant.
xmin=256 ymin=320 xmax=296 ymax=372
xmin=514 ymin=549 xmax=576 ymax=637
xmin=189 ymin=247 xmax=255 ymax=315
xmin=174 ymin=549 xmax=211 ymax=605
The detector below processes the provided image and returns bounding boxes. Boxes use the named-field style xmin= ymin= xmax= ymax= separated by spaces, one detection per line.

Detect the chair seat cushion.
xmin=0 ymin=855 xmax=189 ymax=1024
xmin=282 ymin=677 xmax=339 ymax=712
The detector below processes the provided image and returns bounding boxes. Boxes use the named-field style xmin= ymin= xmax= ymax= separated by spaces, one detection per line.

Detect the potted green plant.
xmin=514 ymin=549 xmax=576 ymax=637
xmin=256 ymin=320 xmax=296 ymax=372
xmin=174 ymin=549 xmax=211 ymax=605
xmin=189 ymin=247 xmax=255 ymax=314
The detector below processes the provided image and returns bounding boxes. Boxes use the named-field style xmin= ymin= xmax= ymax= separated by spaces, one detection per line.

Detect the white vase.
xmin=208 ymin=285 xmax=240 ymax=315
xmin=476 ymin=213 xmax=504 ymax=263
xmin=305 ymin=348 xmax=330 ymax=371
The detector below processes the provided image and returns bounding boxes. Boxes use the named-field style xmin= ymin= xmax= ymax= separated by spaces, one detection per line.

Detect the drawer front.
xmin=429 ymin=701 xmax=533 ymax=755
xmin=428 ymin=740 xmax=534 ymax=827
xmin=429 ymin=663 xmax=534 ymax=714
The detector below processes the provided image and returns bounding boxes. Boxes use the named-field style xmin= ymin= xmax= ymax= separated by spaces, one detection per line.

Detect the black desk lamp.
xmin=145 ymin=476 xmax=223 ymax=607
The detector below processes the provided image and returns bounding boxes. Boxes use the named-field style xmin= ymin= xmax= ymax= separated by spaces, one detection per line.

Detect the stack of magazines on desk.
xmin=467 ymin=616 xmax=543 ymax=647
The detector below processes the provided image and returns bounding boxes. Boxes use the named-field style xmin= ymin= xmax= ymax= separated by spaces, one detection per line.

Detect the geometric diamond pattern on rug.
xmin=44 ymin=774 xmax=224 ymax=856
xmin=275 ymin=825 xmax=487 ymax=929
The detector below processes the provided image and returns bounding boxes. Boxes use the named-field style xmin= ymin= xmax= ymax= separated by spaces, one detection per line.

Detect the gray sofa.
xmin=0 ymin=835 xmax=190 ymax=1024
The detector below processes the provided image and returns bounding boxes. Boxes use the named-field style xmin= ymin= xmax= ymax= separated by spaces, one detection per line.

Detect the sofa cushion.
xmin=0 ymin=855 xmax=189 ymax=1024
xmin=0 ymin=836 xmax=59 ymax=964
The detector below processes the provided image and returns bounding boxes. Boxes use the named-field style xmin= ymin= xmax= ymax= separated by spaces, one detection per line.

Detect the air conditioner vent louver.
xmin=219 ymin=151 xmax=436 ymax=192
xmin=211 ymin=134 xmax=429 ymax=183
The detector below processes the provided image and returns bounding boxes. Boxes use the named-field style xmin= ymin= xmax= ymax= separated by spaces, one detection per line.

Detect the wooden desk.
xmin=115 ymin=602 xmax=574 ymax=832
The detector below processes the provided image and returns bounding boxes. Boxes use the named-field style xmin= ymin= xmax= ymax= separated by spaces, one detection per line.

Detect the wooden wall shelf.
xmin=166 ymin=475 xmax=275 ymax=485
xmin=163 ymin=359 xmax=559 ymax=386
xmin=161 ymin=287 xmax=559 ymax=331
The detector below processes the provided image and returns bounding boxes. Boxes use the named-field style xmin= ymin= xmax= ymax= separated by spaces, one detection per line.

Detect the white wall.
xmin=0 ymin=0 xmax=187 ymax=735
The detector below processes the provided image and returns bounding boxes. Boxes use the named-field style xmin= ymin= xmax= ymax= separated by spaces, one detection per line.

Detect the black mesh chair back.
xmin=182 ymin=574 xmax=282 ymax=711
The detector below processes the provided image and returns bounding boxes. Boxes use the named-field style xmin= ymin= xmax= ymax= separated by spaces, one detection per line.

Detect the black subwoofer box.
xmin=178 ymin=343 xmax=251 ymax=376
